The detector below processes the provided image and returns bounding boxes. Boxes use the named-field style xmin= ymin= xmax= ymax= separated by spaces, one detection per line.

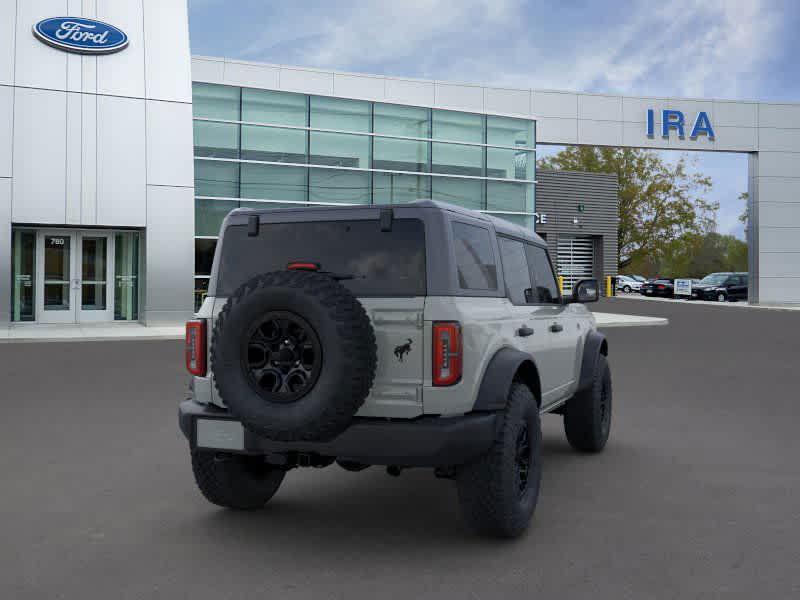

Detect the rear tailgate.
xmin=356 ymin=297 xmax=425 ymax=418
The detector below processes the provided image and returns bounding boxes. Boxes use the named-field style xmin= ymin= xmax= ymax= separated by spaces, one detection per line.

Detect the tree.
xmin=538 ymin=147 xmax=718 ymax=271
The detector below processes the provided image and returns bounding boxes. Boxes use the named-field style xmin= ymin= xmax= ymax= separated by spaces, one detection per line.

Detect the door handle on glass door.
xmin=549 ymin=322 xmax=563 ymax=333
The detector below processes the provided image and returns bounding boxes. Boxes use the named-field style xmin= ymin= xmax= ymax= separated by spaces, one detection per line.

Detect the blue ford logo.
xmin=33 ymin=17 xmax=128 ymax=54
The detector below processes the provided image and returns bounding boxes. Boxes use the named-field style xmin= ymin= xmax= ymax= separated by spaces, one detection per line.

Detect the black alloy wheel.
xmin=242 ymin=311 xmax=322 ymax=403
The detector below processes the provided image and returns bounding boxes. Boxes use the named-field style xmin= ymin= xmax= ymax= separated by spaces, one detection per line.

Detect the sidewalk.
xmin=0 ymin=322 xmax=184 ymax=343
xmin=1 ymin=311 xmax=666 ymax=343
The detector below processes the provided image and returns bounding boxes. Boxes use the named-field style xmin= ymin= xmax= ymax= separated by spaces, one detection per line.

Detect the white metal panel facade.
xmin=0 ymin=0 xmax=194 ymax=326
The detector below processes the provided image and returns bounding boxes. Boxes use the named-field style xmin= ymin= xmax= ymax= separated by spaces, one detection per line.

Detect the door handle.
xmin=517 ymin=326 xmax=534 ymax=337
xmin=549 ymin=323 xmax=563 ymax=333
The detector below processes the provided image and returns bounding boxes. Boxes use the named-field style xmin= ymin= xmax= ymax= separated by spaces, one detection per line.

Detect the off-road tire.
xmin=211 ymin=271 xmax=377 ymax=442
xmin=456 ymin=383 xmax=542 ymax=538
xmin=563 ymin=354 xmax=612 ymax=452
xmin=191 ymin=450 xmax=285 ymax=510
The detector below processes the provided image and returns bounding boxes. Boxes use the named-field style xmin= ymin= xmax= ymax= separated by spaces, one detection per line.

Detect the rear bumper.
xmin=179 ymin=400 xmax=498 ymax=467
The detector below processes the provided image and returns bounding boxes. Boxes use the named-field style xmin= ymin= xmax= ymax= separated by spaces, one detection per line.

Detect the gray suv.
xmin=180 ymin=200 xmax=612 ymax=537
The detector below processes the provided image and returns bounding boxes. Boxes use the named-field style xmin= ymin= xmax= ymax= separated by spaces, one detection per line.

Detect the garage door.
xmin=557 ymin=236 xmax=594 ymax=293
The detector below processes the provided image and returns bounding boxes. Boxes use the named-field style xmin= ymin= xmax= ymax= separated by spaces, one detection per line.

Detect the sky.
xmin=188 ymin=0 xmax=800 ymax=240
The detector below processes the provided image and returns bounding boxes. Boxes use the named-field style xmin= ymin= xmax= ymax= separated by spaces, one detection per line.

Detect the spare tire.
xmin=211 ymin=270 xmax=377 ymax=442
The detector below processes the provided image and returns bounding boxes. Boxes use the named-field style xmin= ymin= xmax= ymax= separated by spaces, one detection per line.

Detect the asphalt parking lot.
xmin=2 ymin=299 xmax=799 ymax=599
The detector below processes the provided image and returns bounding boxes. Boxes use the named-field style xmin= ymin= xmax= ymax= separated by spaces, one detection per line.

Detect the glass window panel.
xmin=194 ymin=160 xmax=239 ymax=198
xmin=374 ymin=103 xmax=429 ymax=137
xmin=192 ymin=83 xmax=240 ymax=120
xmin=44 ymin=235 xmax=71 ymax=311
xmin=526 ymin=244 xmax=560 ymax=303
xmin=310 ymin=96 xmax=370 ymax=132
xmin=432 ymin=110 xmax=484 ymax=143
xmin=194 ymin=278 xmax=209 ymax=312
xmin=486 ymin=148 xmax=533 ymax=180
xmin=310 ymin=131 xmax=369 ymax=168
xmin=431 ymin=142 xmax=483 ymax=176
xmin=487 ymin=181 xmax=534 ymax=213
xmin=11 ymin=230 xmax=35 ymax=322
xmin=373 ymin=174 xmax=430 ymax=204
xmin=196 ymin=198 xmax=238 ymax=237
xmin=81 ymin=238 xmax=107 ymax=311
xmin=242 ymin=88 xmax=307 ymax=126
xmin=452 ymin=222 xmax=497 ymax=290
xmin=195 ymin=239 xmax=217 ymax=276
xmin=487 ymin=116 xmax=534 ymax=148
xmin=309 ymin=168 xmax=370 ymax=204
xmin=114 ymin=232 xmax=139 ymax=321
xmin=498 ymin=237 xmax=533 ymax=304
xmin=490 ymin=213 xmax=534 ymax=230
xmin=239 ymin=201 xmax=304 ymax=211
xmin=240 ymin=163 xmax=307 ymax=202
xmin=431 ymin=177 xmax=484 ymax=210
xmin=373 ymin=137 xmax=428 ymax=172
xmin=241 ymin=125 xmax=306 ymax=163
xmin=193 ymin=121 xmax=239 ymax=159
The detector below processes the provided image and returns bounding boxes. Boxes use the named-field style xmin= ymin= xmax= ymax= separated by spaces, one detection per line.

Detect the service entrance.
xmin=557 ymin=235 xmax=594 ymax=294
xmin=37 ymin=231 xmax=114 ymax=323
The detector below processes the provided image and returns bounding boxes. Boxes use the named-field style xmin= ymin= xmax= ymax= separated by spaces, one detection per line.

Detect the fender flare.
xmin=576 ymin=330 xmax=608 ymax=393
xmin=472 ymin=347 xmax=541 ymax=412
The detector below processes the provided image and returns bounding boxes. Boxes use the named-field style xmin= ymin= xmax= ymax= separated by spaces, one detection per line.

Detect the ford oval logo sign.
xmin=33 ymin=17 xmax=128 ymax=55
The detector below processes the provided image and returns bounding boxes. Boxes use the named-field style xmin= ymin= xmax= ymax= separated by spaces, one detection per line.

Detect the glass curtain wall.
xmin=193 ymin=82 xmax=536 ymax=307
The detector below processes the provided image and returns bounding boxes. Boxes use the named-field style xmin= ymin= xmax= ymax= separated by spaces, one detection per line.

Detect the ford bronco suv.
xmin=179 ymin=200 xmax=611 ymax=538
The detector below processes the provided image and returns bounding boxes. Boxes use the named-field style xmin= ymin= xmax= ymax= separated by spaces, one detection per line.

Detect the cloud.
xmin=222 ymin=0 xmax=782 ymax=100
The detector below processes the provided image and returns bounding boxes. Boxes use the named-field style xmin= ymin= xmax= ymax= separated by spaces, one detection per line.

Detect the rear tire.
xmin=563 ymin=354 xmax=612 ymax=452
xmin=717 ymin=292 xmax=727 ymax=302
xmin=191 ymin=450 xmax=285 ymax=510
xmin=456 ymin=383 xmax=542 ymax=538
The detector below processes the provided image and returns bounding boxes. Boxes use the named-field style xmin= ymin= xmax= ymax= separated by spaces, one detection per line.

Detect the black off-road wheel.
xmin=191 ymin=450 xmax=285 ymax=510
xmin=211 ymin=270 xmax=377 ymax=442
xmin=456 ymin=383 xmax=542 ymax=538
xmin=563 ymin=354 xmax=612 ymax=452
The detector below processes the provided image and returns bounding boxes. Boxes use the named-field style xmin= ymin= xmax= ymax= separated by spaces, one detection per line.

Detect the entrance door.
xmin=36 ymin=231 xmax=114 ymax=323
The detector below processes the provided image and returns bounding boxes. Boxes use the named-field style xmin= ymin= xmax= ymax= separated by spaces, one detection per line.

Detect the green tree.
xmin=538 ymin=147 xmax=717 ymax=271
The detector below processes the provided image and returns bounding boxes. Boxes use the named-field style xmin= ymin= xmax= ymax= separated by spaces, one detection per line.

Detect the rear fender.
xmin=472 ymin=347 xmax=541 ymax=411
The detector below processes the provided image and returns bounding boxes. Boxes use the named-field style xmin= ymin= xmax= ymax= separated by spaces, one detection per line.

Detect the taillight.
xmin=433 ymin=321 xmax=462 ymax=386
xmin=185 ymin=320 xmax=207 ymax=376
xmin=657 ymin=284 xmax=665 ymax=290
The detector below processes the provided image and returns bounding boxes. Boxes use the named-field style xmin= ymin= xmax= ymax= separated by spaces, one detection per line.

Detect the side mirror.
xmin=571 ymin=278 xmax=599 ymax=303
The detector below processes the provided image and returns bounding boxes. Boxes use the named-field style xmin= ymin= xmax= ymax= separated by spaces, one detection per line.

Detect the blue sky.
xmin=188 ymin=0 xmax=800 ymax=239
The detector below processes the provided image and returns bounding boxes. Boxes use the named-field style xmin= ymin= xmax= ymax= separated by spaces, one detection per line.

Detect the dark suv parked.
xmin=691 ymin=272 xmax=749 ymax=302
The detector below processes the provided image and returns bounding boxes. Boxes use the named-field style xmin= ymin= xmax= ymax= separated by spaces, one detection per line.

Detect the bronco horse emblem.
xmin=394 ymin=339 xmax=413 ymax=362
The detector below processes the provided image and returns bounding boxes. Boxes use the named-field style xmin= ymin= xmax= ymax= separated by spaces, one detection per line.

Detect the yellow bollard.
xmin=558 ymin=275 xmax=564 ymax=295
xmin=606 ymin=276 xmax=613 ymax=297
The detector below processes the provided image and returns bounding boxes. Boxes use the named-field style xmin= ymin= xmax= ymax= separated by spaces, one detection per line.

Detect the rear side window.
xmin=216 ymin=218 xmax=426 ymax=297
xmin=498 ymin=237 xmax=533 ymax=305
xmin=525 ymin=244 xmax=560 ymax=304
xmin=452 ymin=222 xmax=498 ymax=290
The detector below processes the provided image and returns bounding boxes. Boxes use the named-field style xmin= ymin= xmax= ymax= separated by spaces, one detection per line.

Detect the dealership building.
xmin=2 ymin=1 xmax=800 ymax=328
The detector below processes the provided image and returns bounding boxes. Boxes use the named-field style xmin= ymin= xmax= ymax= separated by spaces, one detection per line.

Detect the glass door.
xmin=78 ymin=232 xmax=114 ymax=322
xmin=36 ymin=231 xmax=76 ymax=323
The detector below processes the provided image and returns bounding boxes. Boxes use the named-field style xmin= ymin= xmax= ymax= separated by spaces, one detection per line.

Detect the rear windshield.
xmin=215 ymin=218 xmax=427 ymax=297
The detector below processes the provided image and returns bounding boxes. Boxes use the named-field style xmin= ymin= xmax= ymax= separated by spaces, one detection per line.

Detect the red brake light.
xmin=185 ymin=320 xmax=207 ymax=376
xmin=433 ymin=321 xmax=462 ymax=386
xmin=657 ymin=284 xmax=665 ymax=289
xmin=287 ymin=262 xmax=319 ymax=271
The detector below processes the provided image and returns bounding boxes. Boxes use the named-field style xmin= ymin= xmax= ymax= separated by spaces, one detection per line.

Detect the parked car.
xmin=616 ymin=274 xmax=643 ymax=293
xmin=640 ymin=279 xmax=674 ymax=298
xmin=691 ymin=272 xmax=748 ymax=302
xmin=630 ymin=275 xmax=647 ymax=283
